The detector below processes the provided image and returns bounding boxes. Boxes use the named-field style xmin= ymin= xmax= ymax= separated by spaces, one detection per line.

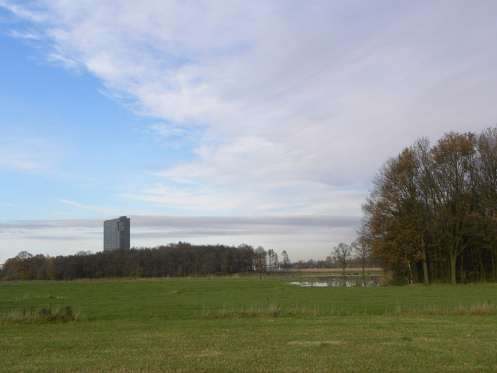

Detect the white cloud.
xmin=3 ymin=0 xmax=497 ymax=219
xmin=7 ymin=29 xmax=42 ymax=40
xmin=0 ymin=0 xmax=47 ymax=22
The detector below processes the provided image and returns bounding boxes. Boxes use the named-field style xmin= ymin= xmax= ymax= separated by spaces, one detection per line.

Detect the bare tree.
xmin=254 ymin=247 xmax=267 ymax=278
xmin=333 ymin=243 xmax=352 ymax=285
xmin=266 ymin=249 xmax=279 ymax=272
xmin=280 ymin=250 xmax=291 ymax=270
xmin=352 ymin=236 xmax=370 ymax=286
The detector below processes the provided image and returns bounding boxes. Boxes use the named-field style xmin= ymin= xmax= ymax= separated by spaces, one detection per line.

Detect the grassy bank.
xmin=1 ymin=278 xmax=497 ymax=372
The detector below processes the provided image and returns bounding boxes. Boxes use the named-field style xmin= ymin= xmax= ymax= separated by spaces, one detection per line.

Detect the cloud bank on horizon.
xmin=0 ymin=216 xmax=358 ymax=262
xmin=1 ymin=1 xmax=497 ymax=260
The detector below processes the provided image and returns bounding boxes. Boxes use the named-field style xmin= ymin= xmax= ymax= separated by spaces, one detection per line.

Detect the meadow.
xmin=1 ymin=277 xmax=497 ymax=372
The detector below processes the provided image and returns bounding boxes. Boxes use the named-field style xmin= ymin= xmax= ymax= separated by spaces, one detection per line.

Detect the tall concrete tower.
xmin=103 ymin=216 xmax=130 ymax=251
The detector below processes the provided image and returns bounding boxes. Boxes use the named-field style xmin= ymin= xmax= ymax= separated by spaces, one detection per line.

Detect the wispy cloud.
xmin=3 ymin=1 xmax=497 ymax=218
xmin=0 ymin=0 xmax=47 ymax=22
xmin=7 ymin=29 xmax=42 ymax=40
xmin=0 ymin=137 xmax=53 ymax=172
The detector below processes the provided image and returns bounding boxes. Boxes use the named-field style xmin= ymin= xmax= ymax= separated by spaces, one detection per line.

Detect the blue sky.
xmin=1 ymin=9 xmax=199 ymax=220
xmin=1 ymin=1 xmax=497 ymax=262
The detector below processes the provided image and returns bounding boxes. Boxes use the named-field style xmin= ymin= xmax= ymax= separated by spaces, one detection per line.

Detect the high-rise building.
xmin=103 ymin=216 xmax=130 ymax=251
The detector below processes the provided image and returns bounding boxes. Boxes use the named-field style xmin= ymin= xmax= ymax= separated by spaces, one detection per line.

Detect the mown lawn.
xmin=1 ymin=278 xmax=497 ymax=372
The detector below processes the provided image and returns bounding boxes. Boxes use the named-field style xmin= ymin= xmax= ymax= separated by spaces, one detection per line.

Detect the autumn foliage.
xmin=362 ymin=128 xmax=497 ymax=284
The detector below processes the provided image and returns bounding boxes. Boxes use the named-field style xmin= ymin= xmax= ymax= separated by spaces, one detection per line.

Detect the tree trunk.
xmin=449 ymin=254 xmax=457 ymax=284
xmin=459 ymin=255 xmax=465 ymax=283
xmin=492 ymin=252 xmax=496 ymax=282
xmin=422 ymin=260 xmax=429 ymax=285
xmin=479 ymin=251 xmax=486 ymax=282
xmin=361 ymin=257 xmax=366 ymax=287
xmin=407 ymin=261 xmax=413 ymax=284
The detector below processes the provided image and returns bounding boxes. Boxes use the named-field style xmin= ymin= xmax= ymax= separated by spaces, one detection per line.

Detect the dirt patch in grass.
xmin=288 ymin=340 xmax=343 ymax=347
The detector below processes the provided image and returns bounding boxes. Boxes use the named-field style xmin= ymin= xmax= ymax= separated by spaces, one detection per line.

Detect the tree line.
xmin=1 ymin=243 xmax=256 ymax=280
xmin=0 ymin=244 xmax=294 ymax=280
xmin=361 ymin=127 xmax=497 ymax=284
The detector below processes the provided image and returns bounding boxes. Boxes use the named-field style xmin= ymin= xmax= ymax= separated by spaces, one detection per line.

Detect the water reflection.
xmin=289 ymin=277 xmax=380 ymax=288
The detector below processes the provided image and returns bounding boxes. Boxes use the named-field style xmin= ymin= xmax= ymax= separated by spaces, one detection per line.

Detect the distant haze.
xmin=0 ymin=216 xmax=358 ymax=262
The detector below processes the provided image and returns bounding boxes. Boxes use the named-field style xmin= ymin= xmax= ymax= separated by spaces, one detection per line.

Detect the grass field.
xmin=2 ymin=278 xmax=497 ymax=372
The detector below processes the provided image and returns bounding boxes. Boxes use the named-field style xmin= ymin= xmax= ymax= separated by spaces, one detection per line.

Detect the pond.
xmin=289 ymin=277 xmax=380 ymax=288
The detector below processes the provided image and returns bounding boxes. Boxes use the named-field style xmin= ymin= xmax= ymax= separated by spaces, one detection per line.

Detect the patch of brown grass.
xmin=399 ymin=302 xmax=497 ymax=316
xmin=288 ymin=340 xmax=342 ymax=347
xmin=0 ymin=305 xmax=79 ymax=324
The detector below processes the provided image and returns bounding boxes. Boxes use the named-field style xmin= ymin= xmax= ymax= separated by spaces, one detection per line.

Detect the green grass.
xmin=2 ymin=278 xmax=497 ymax=372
